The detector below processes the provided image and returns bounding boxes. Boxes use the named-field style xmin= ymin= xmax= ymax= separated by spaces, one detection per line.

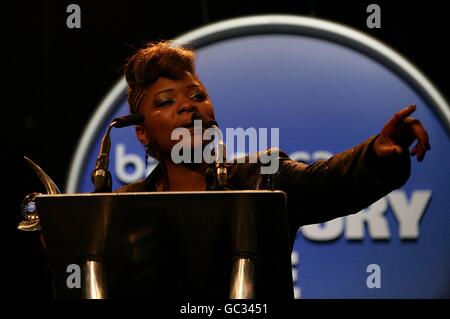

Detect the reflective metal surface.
xmin=24 ymin=156 xmax=61 ymax=194
xmin=19 ymin=157 xmax=61 ymax=231
xmin=18 ymin=192 xmax=41 ymax=231
xmin=229 ymin=257 xmax=255 ymax=299
xmin=36 ymin=192 xmax=292 ymax=298
xmin=82 ymin=260 xmax=108 ymax=299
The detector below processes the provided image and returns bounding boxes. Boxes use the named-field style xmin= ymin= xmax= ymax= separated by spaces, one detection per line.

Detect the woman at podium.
xmin=24 ymin=40 xmax=431 ymax=299
xmin=119 ymin=40 xmax=430 ymax=240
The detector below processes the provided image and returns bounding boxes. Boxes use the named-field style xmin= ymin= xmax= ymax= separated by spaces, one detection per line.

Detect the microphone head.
xmin=113 ymin=113 xmax=145 ymax=128
xmin=191 ymin=111 xmax=218 ymax=128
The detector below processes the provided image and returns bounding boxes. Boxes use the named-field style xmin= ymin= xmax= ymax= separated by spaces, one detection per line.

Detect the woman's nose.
xmin=176 ymin=100 xmax=198 ymax=115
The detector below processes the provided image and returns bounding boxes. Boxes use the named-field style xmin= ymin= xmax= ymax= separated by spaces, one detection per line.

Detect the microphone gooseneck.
xmin=91 ymin=114 xmax=145 ymax=192
xmin=191 ymin=112 xmax=228 ymax=190
xmin=112 ymin=113 xmax=145 ymax=128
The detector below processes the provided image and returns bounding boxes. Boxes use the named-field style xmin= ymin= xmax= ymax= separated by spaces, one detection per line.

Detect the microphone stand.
xmin=91 ymin=114 xmax=144 ymax=193
xmin=191 ymin=112 xmax=229 ymax=190
xmin=91 ymin=122 xmax=115 ymax=193
xmin=211 ymin=123 xmax=228 ymax=190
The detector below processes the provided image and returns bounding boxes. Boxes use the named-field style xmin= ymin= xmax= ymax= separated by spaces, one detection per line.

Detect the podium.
xmin=35 ymin=191 xmax=293 ymax=299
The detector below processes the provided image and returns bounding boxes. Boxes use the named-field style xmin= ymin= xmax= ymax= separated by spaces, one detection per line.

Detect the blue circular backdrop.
xmin=67 ymin=17 xmax=450 ymax=298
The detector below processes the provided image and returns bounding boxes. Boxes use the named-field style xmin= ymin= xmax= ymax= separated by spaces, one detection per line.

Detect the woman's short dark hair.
xmin=124 ymin=41 xmax=196 ymax=114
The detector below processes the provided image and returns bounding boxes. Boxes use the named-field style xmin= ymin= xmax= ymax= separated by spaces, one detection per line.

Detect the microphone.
xmin=191 ymin=111 xmax=228 ymax=189
xmin=112 ymin=113 xmax=145 ymax=128
xmin=91 ymin=113 xmax=145 ymax=192
xmin=191 ymin=111 xmax=218 ymax=129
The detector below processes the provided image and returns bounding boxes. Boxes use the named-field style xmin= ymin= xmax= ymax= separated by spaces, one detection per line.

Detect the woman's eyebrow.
xmin=153 ymin=84 xmax=202 ymax=98
xmin=153 ymin=88 xmax=174 ymax=98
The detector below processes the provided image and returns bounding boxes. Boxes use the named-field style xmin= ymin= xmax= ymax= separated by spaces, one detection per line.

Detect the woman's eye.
xmin=191 ymin=93 xmax=207 ymax=101
xmin=156 ymin=99 xmax=174 ymax=107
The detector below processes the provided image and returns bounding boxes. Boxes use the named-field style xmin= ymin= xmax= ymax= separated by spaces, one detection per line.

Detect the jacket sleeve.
xmin=273 ymin=135 xmax=411 ymax=229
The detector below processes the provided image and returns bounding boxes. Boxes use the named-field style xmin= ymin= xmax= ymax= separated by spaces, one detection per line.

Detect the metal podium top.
xmin=36 ymin=191 xmax=293 ymax=298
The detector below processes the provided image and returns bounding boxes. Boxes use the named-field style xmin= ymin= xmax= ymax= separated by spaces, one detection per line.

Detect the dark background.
xmin=5 ymin=1 xmax=449 ymax=297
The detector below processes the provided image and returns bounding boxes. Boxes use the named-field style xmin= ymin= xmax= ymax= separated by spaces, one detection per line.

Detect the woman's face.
xmin=135 ymin=72 xmax=215 ymax=157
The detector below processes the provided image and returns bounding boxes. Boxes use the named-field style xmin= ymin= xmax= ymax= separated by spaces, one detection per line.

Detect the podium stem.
xmin=229 ymin=257 xmax=255 ymax=299
xmin=82 ymin=260 xmax=108 ymax=299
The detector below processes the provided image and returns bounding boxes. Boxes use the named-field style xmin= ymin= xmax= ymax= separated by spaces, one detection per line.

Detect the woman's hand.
xmin=373 ymin=105 xmax=431 ymax=161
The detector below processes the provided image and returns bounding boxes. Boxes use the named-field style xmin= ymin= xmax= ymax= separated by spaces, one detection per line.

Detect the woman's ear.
xmin=135 ymin=124 xmax=148 ymax=145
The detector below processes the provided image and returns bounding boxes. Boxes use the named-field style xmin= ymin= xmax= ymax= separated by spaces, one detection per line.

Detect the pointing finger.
xmin=389 ymin=104 xmax=417 ymax=125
